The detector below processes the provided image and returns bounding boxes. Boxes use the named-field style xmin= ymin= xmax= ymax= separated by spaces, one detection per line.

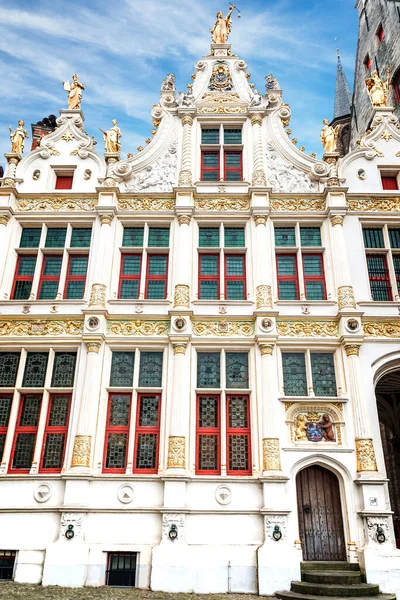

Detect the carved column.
xmin=323 ymin=152 xmax=340 ymax=187
xmin=167 ymin=343 xmax=189 ymax=471
xmin=71 ymin=339 xmax=103 ymax=470
xmin=2 ymin=154 xmax=21 ymax=187
xmin=253 ymin=214 xmax=273 ymax=309
xmin=259 ymin=343 xmax=281 ymax=472
xmin=88 ymin=211 xmax=115 ymax=309
xmin=178 ymin=114 xmax=194 ymax=187
xmin=330 ymin=213 xmax=356 ymax=310
xmin=250 ymin=113 xmax=267 ymax=187
xmin=344 ymin=344 xmax=377 ymax=472
xmin=173 ymin=214 xmax=192 ymax=308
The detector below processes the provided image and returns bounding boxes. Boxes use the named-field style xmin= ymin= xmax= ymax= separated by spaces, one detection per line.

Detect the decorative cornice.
xmin=173 ymin=343 xmax=187 ymax=355
xmin=259 ymin=344 xmax=274 ymax=356
xmin=253 ymin=214 xmax=268 ymax=226
xmin=107 ymin=319 xmax=170 ymax=336
xmin=277 ymin=320 xmax=339 ymax=338
xmin=195 ymin=197 xmax=250 ymax=211
xmin=270 ymin=197 xmax=326 ymax=212
xmin=16 ymin=197 xmax=97 ymax=212
xmin=347 ymin=197 xmax=400 ymax=213
xmin=0 ymin=319 xmax=84 ymax=336
xmin=193 ymin=320 xmax=255 ymax=337
xmin=330 ymin=214 xmax=344 ymax=226
xmin=177 ymin=214 xmax=191 ymax=226
xmin=0 ymin=214 xmax=11 ymax=226
xmin=363 ymin=320 xmax=400 ymax=338
xmin=85 ymin=340 xmax=102 ymax=354
xmin=118 ymin=197 xmax=175 ymax=211
xmin=344 ymin=344 xmax=361 ymax=356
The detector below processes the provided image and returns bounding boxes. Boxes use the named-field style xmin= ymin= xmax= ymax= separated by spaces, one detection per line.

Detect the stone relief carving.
xmin=265 ymin=515 xmax=287 ymax=539
xmin=117 ymin=484 xmax=134 ymax=504
xmin=60 ymin=513 xmax=83 ymax=539
xmin=161 ymin=73 xmax=176 ymax=92
xmin=367 ymin=516 xmax=390 ymax=542
xmin=162 ymin=514 xmax=185 ymax=540
xmin=215 ymin=485 xmax=232 ymax=505
xmin=266 ymin=142 xmax=318 ymax=193
xmin=124 ymin=135 xmax=178 ymax=193
xmin=33 ymin=482 xmax=52 ymax=503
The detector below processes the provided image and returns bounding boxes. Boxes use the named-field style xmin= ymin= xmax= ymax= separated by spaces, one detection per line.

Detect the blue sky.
xmin=0 ymin=0 xmax=358 ymax=167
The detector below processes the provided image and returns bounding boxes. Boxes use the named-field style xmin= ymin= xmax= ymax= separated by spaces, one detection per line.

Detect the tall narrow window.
xmin=282 ymin=353 xmax=307 ymax=396
xmin=134 ymin=394 xmax=160 ymax=473
xmin=366 ymin=255 xmax=392 ymax=301
xmin=277 ymin=255 xmax=299 ymax=300
xmin=200 ymin=127 xmax=243 ymax=181
xmin=226 ymin=395 xmax=251 ymax=475
xmin=196 ymin=395 xmax=220 ymax=475
xmin=51 ymin=353 xmax=77 ymax=388
xmin=225 ymin=255 xmax=246 ymax=300
xmin=38 ymin=256 xmax=62 ymax=300
xmin=224 ymin=151 xmax=242 ymax=181
xmin=10 ymin=394 xmax=42 ymax=472
xmin=22 ymin=353 xmax=48 ymax=388
xmin=201 ymin=151 xmax=220 ymax=181
xmin=0 ymin=395 xmax=12 ymax=462
xmin=64 ymin=255 xmax=88 ymax=299
xmin=40 ymin=394 xmax=71 ymax=472
xmin=302 ymin=255 xmax=326 ymax=300
xmin=199 ymin=254 xmax=219 ymax=300
xmin=0 ymin=353 xmax=20 ymax=388
xmin=363 ymin=226 xmax=400 ymax=301
xmin=145 ymin=255 xmax=168 ymax=299
xmin=119 ymin=255 xmax=142 ymax=299
xmin=11 ymin=256 xmax=37 ymax=300
xmin=104 ymin=393 xmax=132 ymax=473
xmin=311 ymin=354 xmax=337 ymax=397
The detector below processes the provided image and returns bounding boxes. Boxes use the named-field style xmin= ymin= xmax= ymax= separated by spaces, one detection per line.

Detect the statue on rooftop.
xmin=320 ymin=119 xmax=339 ymax=154
xmin=99 ymin=120 xmax=122 ymax=154
xmin=365 ymin=69 xmax=391 ymax=107
xmin=8 ymin=120 xmax=29 ymax=154
xmin=63 ymin=74 xmax=85 ymax=110
xmin=210 ymin=6 xmax=236 ymax=44
xmin=161 ymin=74 xmax=176 ymax=92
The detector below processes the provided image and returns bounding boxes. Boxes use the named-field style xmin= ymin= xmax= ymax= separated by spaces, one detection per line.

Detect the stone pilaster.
xmin=259 ymin=343 xmax=282 ymax=473
xmin=178 ymin=114 xmax=194 ymax=187
xmin=253 ymin=214 xmax=273 ymax=310
xmin=250 ymin=113 xmax=267 ymax=187
xmin=166 ymin=342 xmax=189 ymax=471
xmin=88 ymin=210 xmax=115 ymax=309
xmin=2 ymin=153 xmax=21 ymax=187
xmin=329 ymin=212 xmax=356 ymax=310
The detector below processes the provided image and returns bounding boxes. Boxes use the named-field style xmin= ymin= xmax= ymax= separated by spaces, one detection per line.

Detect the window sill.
xmin=195 ymin=181 xmax=250 ymax=187
xmin=357 ymin=300 xmax=400 ymax=307
xmin=108 ymin=299 xmax=171 ymax=305
xmin=275 ymin=300 xmax=337 ymax=306
xmin=279 ymin=396 xmax=349 ymax=403
xmin=192 ymin=300 xmax=253 ymax=305
xmin=0 ymin=299 xmax=86 ymax=305
xmin=282 ymin=447 xmax=353 ymax=453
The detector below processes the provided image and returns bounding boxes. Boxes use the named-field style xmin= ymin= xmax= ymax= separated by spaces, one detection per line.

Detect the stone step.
xmin=275 ymin=591 xmax=396 ymax=600
xmin=301 ymin=561 xmax=361 ymax=572
xmin=302 ymin=570 xmax=362 ymax=585
xmin=291 ymin=581 xmax=381 ymax=597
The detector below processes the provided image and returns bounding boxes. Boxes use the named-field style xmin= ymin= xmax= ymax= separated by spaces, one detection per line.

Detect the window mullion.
xmin=139 ymin=250 xmax=146 ymax=300
xmin=0 ymin=390 xmax=21 ymax=473
xmin=58 ymin=248 xmax=69 ymax=298
xmin=220 ymin=350 xmax=227 ymax=475
xmin=220 ymin=249 xmax=225 ymax=300
xmin=46 ymin=350 xmax=55 ymax=389
xmin=32 ymin=389 xmax=50 ymax=473
xmin=30 ymin=250 xmax=43 ymax=300
xmin=306 ymin=350 xmax=314 ymax=396
xmin=297 ymin=249 xmax=305 ymax=300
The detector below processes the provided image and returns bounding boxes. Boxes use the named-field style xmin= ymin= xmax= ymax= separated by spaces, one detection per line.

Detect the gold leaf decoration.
xmin=192 ymin=320 xmax=255 ymax=337
xmin=0 ymin=320 xmax=84 ymax=336
xmin=347 ymin=197 xmax=400 ymax=212
xmin=277 ymin=320 xmax=339 ymax=337
xmin=107 ymin=320 xmax=170 ymax=336
xmin=118 ymin=197 xmax=175 ymax=211
xmin=197 ymin=106 xmax=247 ymax=114
xmin=271 ymin=197 xmax=326 ymax=212
xmin=363 ymin=320 xmax=400 ymax=338
xmin=195 ymin=197 xmax=250 ymax=211
xmin=17 ymin=197 xmax=97 ymax=212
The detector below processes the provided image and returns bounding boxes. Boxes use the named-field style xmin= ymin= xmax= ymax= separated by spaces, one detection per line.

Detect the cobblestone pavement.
xmin=0 ymin=585 xmax=273 ymax=600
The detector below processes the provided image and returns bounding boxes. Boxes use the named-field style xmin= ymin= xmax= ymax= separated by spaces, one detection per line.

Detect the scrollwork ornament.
xmin=177 ymin=214 xmax=191 ymax=226
xmin=363 ymin=320 xmax=400 ymax=338
xmin=107 ymin=320 xmax=170 ymax=336
xmin=270 ymin=197 xmax=325 ymax=212
xmin=195 ymin=197 xmax=250 ymax=211
xmin=193 ymin=320 xmax=254 ymax=337
xmin=174 ymin=284 xmax=190 ymax=308
xmin=344 ymin=344 xmax=361 ymax=357
xmin=263 ymin=438 xmax=281 ymax=471
xmin=253 ymin=214 xmax=267 ymax=226
xmin=0 ymin=319 xmax=83 ymax=337
xmin=167 ymin=436 xmax=186 ymax=468
xmin=356 ymin=438 xmax=377 ymax=472
xmin=88 ymin=283 xmax=106 ymax=308
xmin=265 ymin=515 xmax=287 ymax=539
xmin=338 ymin=286 xmax=356 ymax=310
xmin=85 ymin=341 xmax=102 ymax=354
xmin=173 ymin=343 xmax=187 ymax=355
xmin=256 ymin=285 xmax=273 ymax=309
xmin=347 ymin=197 xmax=400 ymax=213
xmin=118 ymin=198 xmax=175 ymax=211
xmin=17 ymin=197 xmax=97 ymax=212
xmin=71 ymin=435 xmax=91 ymax=467
xmin=277 ymin=321 xmax=339 ymax=338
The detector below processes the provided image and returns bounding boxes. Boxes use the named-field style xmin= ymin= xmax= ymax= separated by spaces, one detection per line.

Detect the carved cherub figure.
xmin=320 ymin=119 xmax=339 ymax=154
xmin=8 ymin=120 xmax=29 ymax=154
xmin=295 ymin=414 xmax=308 ymax=441
xmin=161 ymin=73 xmax=176 ymax=92
xmin=321 ymin=413 xmax=336 ymax=442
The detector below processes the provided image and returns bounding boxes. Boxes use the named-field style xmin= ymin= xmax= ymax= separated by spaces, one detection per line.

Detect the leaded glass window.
xmin=282 ymin=353 xmax=307 ymax=396
xmin=106 ymin=433 xmax=128 ymax=470
xmin=148 ymin=227 xmax=169 ymax=247
xmin=199 ymin=228 xmax=220 ymax=247
xmin=224 ymin=129 xmax=242 ymax=144
xmin=138 ymin=395 xmax=159 ymax=427
xmin=70 ymin=228 xmax=92 ymax=248
xmin=51 ymin=353 xmax=76 ymax=387
xmin=225 ymin=228 xmax=245 ymax=247
xmin=300 ymin=227 xmax=321 ymax=246
xmin=226 ymin=353 xmax=248 ymax=388
xmin=197 ymin=353 xmax=220 ymax=388
xmin=45 ymin=228 xmax=67 ymax=248
xmin=19 ymin=394 xmax=41 ymax=426
xmin=0 ymin=396 xmax=12 ymax=428
xmin=202 ymin=129 xmax=219 ymax=144
xmin=48 ymin=395 xmax=70 ymax=427
xmin=20 ymin=228 xmax=41 ymax=248
xmin=197 ymin=395 xmax=219 ymax=473
xmin=228 ymin=435 xmax=249 ymax=472
xmin=311 ymin=354 xmax=337 ymax=396
xmin=135 ymin=433 xmax=157 ymax=470
xmin=41 ymin=433 xmax=66 ymax=469
xmin=275 ymin=227 xmax=296 ymax=247
xmin=227 ymin=395 xmax=250 ymax=474
xmin=134 ymin=394 xmax=160 ymax=472
xmin=110 ymin=352 xmax=135 ymax=387
xmin=139 ymin=353 xmax=163 ymax=387
xmin=109 ymin=394 xmax=131 ymax=426
xmin=389 ymin=228 xmax=400 ymax=249
xmin=22 ymin=353 xmax=48 ymax=388
xmin=198 ymin=435 xmax=218 ymax=471
xmin=12 ymin=433 xmax=36 ymax=469
xmin=104 ymin=393 xmax=131 ymax=472
xmin=122 ymin=227 xmax=144 ymax=247
xmin=363 ymin=228 xmax=384 ymax=248
xmin=0 ymin=353 xmax=20 ymax=387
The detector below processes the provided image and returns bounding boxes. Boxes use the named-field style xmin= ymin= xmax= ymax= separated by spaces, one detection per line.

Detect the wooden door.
xmin=297 ymin=465 xmax=346 ymax=561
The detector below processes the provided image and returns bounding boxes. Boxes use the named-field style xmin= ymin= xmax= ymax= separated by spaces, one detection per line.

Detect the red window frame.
xmin=37 ymin=255 xmax=62 ymax=299
xmin=63 ymin=254 xmax=88 ymax=299
xmin=395 ymin=70 xmax=400 ymax=103
xmin=133 ymin=393 xmax=161 ymax=474
xmin=364 ymin=54 xmax=371 ymax=72
xmin=224 ymin=150 xmax=243 ymax=181
xmin=201 ymin=150 xmax=220 ymax=181
xmin=55 ymin=174 xmax=73 ymax=190
xmin=302 ymin=253 xmax=326 ymax=300
xmin=118 ymin=253 xmax=142 ymax=299
xmin=9 ymin=394 xmax=42 ymax=474
xmin=224 ymin=254 xmax=246 ymax=300
xmin=226 ymin=394 xmax=251 ymax=476
xmin=0 ymin=394 xmax=12 ymax=461
xmin=381 ymin=176 xmax=399 ymax=191
xmin=39 ymin=393 xmax=71 ymax=473
xmin=377 ymin=24 xmax=385 ymax=42
xmin=11 ymin=255 xmax=36 ymax=300
xmin=144 ymin=254 xmax=168 ymax=300
xmin=198 ymin=253 xmax=220 ymax=300
xmin=196 ymin=394 xmax=221 ymax=476
xmin=366 ymin=253 xmax=393 ymax=301
xmin=103 ymin=393 xmax=132 ymax=474
xmin=276 ymin=253 xmax=299 ymax=300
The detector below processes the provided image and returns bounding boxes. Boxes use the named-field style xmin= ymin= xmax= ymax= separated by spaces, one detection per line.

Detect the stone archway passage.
xmin=296 ymin=465 xmax=346 ymax=561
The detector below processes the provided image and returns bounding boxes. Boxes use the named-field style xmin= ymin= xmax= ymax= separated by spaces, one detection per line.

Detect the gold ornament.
xmin=259 ymin=344 xmax=274 ymax=356
xmin=180 ymin=115 xmax=194 ymax=127
xmin=61 ymin=132 xmax=74 ymax=142
xmin=253 ymin=214 xmax=267 ymax=226
xmin=88 ymin=283 xmax=106 ymax=308
xmin=320 ymin=119 xmax=339 ymax=154
xmin=210 ymin=6 xmax=236 ymax=44
xmin=173 ymin=343 xmax=187 ymax=355
xmin=201 ymin=92 xmax=241 ymax=103
xmin=356 ymin=438 xmax=377 ymax=472
xmin=99 ymin=213 xmax=114 ymax=226
xmin=118 ymin=197 xmax=175 ymax=211
xmin=167 ymin=436 xmax=186 ymax=468
xmin=193 ymin=320 xmax=255 ymax=337
xmin=107 ymin=320 xmax=170 ymax=336
xmin=363 ymin=320 xmax=400 ymax=338
xmin=381 ymin=130 xmax=393 ymax=142
xmin=99 ymin=120 xmax=121 ymax=153
xmin=177 ymin=214 xmax=191 ymax=226
xmin=277 ymin=320 xmax=339 ymax=338
xmin=71 ymin=435 xmax=91 ymax=468
xmin=338 ymin=286 xmax=356 ymax=310
xmin=344 ymin=344 xmax=361 ymax=357
xmin=8 ymin=120 xmax=28 ymax=154
xmin=197 ymin=106 xmax=247 ymax=115
xmin=263 ymin=438 xmax=281 ymax=471
xmin=256 ymin=285 xmax=273 ymax=309
xmin=178 ymin=170 xmax=193 ymax=187
xmin=85 ymin=340 xmax=102 ymax=354
xmin=330 ymin=214 xmax=344 ymax=226
xmin=63 ymin=74 xmax=85 ymax=110
xmin=195 ymin=197 xmax=250 ymax=211
xmin=0 ymin=319 xmax=83 ymax=337
xmin=250 ymin=114 xmax=263 ymax=127
xmin=0 ymin=214 xmax=10 ymax=226
xmin=270 ymin=198 xmax=326 ymax=212
xmin=174 ymin=284 xmax=190 ymax=308
xmin=365 ymin=69 xmax=390 ymax=107
xmin=347 ymin=197 xmax=400 ymax=212
xmin=17 ymin=197 xmax=97 ymax=212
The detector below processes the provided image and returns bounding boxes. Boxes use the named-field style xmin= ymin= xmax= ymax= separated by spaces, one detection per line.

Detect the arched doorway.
xmin=376 ymin=370 xmax=400 ymax=549
xmin=296 ymin=465 xmax=346 ymax=561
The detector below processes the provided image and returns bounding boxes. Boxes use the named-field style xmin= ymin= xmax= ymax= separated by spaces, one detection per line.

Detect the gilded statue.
xmin=210 ymin=6 xmax=235 ymax=44
xmin=63 ymin=74 xmax=85 ymax=110
xmin=321 ymin=413 xmax=335 ymax=442
xmin=365 ymin=69 xmax=391 ymax=107
xmin=295 ymin=414 xmax=308 ymax=441
xmin=99 ymin=120 xmax=122 ymax=154
xmin=8 ymin=120 xmax=29 ymax=154
xmin=320 ymin=119 xmax=339 ymax=154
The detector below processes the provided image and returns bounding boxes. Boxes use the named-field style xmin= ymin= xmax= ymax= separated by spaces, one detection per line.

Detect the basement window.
xmin=106 ymin=552 xmax=137 ymax=587
xmin=0 ymin=551 xmax=16 ymax=581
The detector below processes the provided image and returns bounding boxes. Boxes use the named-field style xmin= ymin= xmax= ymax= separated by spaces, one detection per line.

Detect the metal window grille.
xmin=226 ymin=395 xmax=251 ymax=474
xmin=226 ymin=353 xmax=248 ymax=388
xmin=0 ymin=550 xmax=16 ymax=581
xmin=110 ymin=352 xmax=135 ymax=387
xmin=0 ymin=353 xmax=20 ymax=387
xmin=300 ymin=227 xmax=321 ymax=246
xmin=275 ymin=227 xmax=296 ymax=247
xmin=199 ymin=228 xmax=220 ymax=247
xmin=104 ymin=394 xmax=131 ymax=472
xmin=366 ymin=254 xmax=392 ymax=301
xmin=70 ymin=228 xmax=92 ymax=248
xmin=282 ymin=353 xmax=307 ymax=396
xmin=197 ymin=353 xmax=220 ymax=388
xmin=196 ymin=395 xmax=220 ymax=474
xmin=22 ymin=353 xmax=48 ymax=388
xmin=122 ymin=227 xmax=144 ymax=247
xmin=363 ymin=228 xmax=384 ymax=248
xmin=106 ymin=552 xmax=137 ymax=587
xmin=134 ymin=394 xmax=160 ymax=472
xmin=277 ymin=254 xmax=299 ymax=300
xmin=45 ymin=228 xmax=67 ymax=248
xmin=11 ymin=256 xmax=37 ymax=300
xmin=224 ymin=227 xmax=245 ymax=247
xmin=139 ymin=353 xmax=163 ymax=387
xmin=20 ymin=228 xmax=41 ymax=248
xmin=51 ymin=353 xmax=77 ymax=388
xmin=311 ymin=354 xmax=337 ymax=396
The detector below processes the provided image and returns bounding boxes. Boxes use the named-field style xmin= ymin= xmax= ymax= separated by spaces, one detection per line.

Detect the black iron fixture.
xmin=65 ymin=524 xmax=75 ymax=540
xmin=168 ymin=524 xmax=178 ymax=541
xmin=273 ymin=525 xmax=282 ymax=541
xmin=376 ymin=525 xmax=386 ymax=544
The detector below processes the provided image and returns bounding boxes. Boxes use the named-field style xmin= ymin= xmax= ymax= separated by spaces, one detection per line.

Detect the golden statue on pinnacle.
xmin=210 ymin=4 xmax=241 ymax=44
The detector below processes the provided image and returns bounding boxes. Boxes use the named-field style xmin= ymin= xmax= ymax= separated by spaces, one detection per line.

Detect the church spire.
xmin=333 ymin=49 xmax=352 ymax=121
